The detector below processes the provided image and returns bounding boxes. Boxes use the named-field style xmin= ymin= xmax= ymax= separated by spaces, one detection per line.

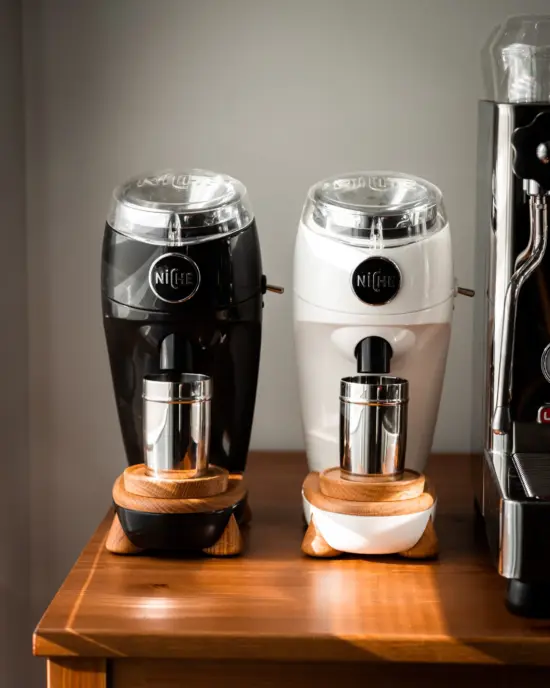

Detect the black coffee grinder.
xmin=101 ymin=169 xmax=282 ymax=555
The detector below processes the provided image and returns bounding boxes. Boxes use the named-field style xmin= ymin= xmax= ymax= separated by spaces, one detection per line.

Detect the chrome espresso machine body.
xmin=473 ymin=16 xmax=550 ymax=616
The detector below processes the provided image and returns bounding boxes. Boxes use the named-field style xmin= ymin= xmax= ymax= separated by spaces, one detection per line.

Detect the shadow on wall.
xmin=0 ymin=0 xmax=30 ymax=686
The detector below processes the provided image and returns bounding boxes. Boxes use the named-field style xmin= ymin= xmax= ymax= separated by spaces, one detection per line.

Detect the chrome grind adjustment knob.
xmin=541 ymin=343 xmax=550 ymax=384
xmin=512 ymin=112 xmax=550 ymax=192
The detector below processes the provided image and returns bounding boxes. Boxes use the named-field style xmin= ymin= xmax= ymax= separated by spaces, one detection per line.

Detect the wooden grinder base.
xmin=301 ymin=468 xmax=438 ymax=560
xmin=106 ymin=464 xmax=247 ymax=557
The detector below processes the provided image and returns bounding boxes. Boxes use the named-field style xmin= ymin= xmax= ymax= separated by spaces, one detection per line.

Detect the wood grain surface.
xmin=47 ymin=659 xmax=106 ymax=688
xmin=112 ymin=473 xmax=246 ymax=514
xmin=320 ymin=467 xmax=425 ymax=501
xmin=303 ymin=471 xmax=434 ymax=516
xmin=34 ymin=453 xmax=550 ymax=666
xmin=123 ymin=464 xmax=229 ymax=499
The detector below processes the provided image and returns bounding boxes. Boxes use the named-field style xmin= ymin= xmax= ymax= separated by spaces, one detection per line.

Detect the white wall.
xmin=0 ymin=1 xmax=29 ymax=686
xmin=25 ymin=0 xmax=550 ymax=650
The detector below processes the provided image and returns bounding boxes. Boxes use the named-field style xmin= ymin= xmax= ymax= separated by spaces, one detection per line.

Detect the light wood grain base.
xmin=113 ymin=473 xmax=246 ymax=514
xmin=301 ymin=516 xmax=341 ymax=558
xmin=123 ymin=463 xmax=229 ymax=499
xmin=399 ymin=517 xmax=439 ymax=559
xmin=304 ymin=472 xmax=434 ymax=517
xmin=320 ymin=467 xmax=425 ymax=501
xmin=105 ymin=514 xmax=142 ymax=555
xmin=203 ymin=514 xmax=243 ymax=556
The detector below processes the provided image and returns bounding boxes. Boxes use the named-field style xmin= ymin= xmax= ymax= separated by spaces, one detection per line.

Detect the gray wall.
xmin=24 ymin=0 xmax=550 ymax=671
xmin=0 ymin=1 xmax=29 ymax=686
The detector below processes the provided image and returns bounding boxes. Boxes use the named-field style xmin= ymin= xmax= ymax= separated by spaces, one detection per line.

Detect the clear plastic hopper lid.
xmin=301 ymin=171 xmax=447 ymax=248
xmin=107 ymin=169 xmax=253 ymax=245
xmin=483 ymin=15 xmax=550 ymax=103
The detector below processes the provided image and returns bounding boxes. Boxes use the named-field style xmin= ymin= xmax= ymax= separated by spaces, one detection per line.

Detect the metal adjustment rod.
xmin=492 ymin=112 xmax=550 ymax=438
xmin=261 ymin=275 xmax=284 ymax=294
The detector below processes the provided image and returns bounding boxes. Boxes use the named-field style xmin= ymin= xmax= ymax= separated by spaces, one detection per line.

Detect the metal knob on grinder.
xmin=339 ymin=375 xmax=409 ymax=481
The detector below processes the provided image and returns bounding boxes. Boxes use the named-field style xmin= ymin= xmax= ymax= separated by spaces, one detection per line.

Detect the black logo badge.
xmin=148 ymin=253 xmax=200 ymax=304
xmin=351 ymin=257 xmax=401 ymax=305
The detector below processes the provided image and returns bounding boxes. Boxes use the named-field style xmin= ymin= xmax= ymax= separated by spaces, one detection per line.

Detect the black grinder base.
xmin=106 ymin=464 xmax=249 ymax=556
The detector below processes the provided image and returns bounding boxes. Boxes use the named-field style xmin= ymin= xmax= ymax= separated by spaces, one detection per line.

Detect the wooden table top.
xmin=34 ymin=452 xmax=550 ymax=665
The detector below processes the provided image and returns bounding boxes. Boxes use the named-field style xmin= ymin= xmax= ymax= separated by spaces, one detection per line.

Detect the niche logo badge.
xmin=351 ymin=257 xmax=401 ymax=306
xmin=149 ymin=253 xmax=200 ymax=304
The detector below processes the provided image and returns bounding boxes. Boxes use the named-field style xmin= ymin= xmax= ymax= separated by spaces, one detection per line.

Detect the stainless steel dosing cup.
xmin=143 ymin=373 xmax=212 ymax=477
xmin=340 ymin=375 xmax=409 ymax=481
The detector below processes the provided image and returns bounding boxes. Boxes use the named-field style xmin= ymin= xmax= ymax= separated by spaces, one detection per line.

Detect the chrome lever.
xmin=493 ymin=191 xmax=548 ymax=438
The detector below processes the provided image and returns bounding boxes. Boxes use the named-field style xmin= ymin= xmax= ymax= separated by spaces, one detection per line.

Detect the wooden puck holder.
xmin=301 ymin=468 xmax=438 ymax=559
xmin=106 ymin=464 xmax=249 ymax=557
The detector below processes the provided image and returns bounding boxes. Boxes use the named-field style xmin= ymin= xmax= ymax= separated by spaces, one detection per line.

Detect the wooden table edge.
xmin=33 ymin=629 xmax=550 ymax=666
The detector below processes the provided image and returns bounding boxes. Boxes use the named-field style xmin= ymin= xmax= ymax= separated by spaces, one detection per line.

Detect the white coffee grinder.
xmin=293 ymin=171 xmax=473 ymax=557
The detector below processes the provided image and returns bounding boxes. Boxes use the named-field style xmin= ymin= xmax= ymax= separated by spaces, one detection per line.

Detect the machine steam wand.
xmin=493 ymin=112 xmax=550 ymax=439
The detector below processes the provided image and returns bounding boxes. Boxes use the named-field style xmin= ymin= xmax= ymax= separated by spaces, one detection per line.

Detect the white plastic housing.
xmin=302 ymin=494 xmax=435 ymax=555
xmin=293 ymin=222 xmax=454 ymax=475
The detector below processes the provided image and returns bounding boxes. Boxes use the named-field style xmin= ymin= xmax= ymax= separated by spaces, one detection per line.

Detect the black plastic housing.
xmin=355 ymin=336 xmax=393 ymax=374
xmin=101 ymin=221 xmax=263 ymax=474
xmin=116 ymin=498 xmax=246 ymax=552
xmin=506 ymin=579 xmax=550 ymax=618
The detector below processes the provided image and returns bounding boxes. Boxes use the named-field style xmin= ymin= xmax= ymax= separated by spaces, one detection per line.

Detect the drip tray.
xmin=513 ymin=454 xmax=550 ymax=499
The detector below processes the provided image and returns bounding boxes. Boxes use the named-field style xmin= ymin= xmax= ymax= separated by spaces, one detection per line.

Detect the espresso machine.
xmin=473 ymin=16 xmax=550 ymax=615
xmin=294 ymin=171 xmax=472 ymax=479
xmin=101 ymin=169 xmax=282 ymax=554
